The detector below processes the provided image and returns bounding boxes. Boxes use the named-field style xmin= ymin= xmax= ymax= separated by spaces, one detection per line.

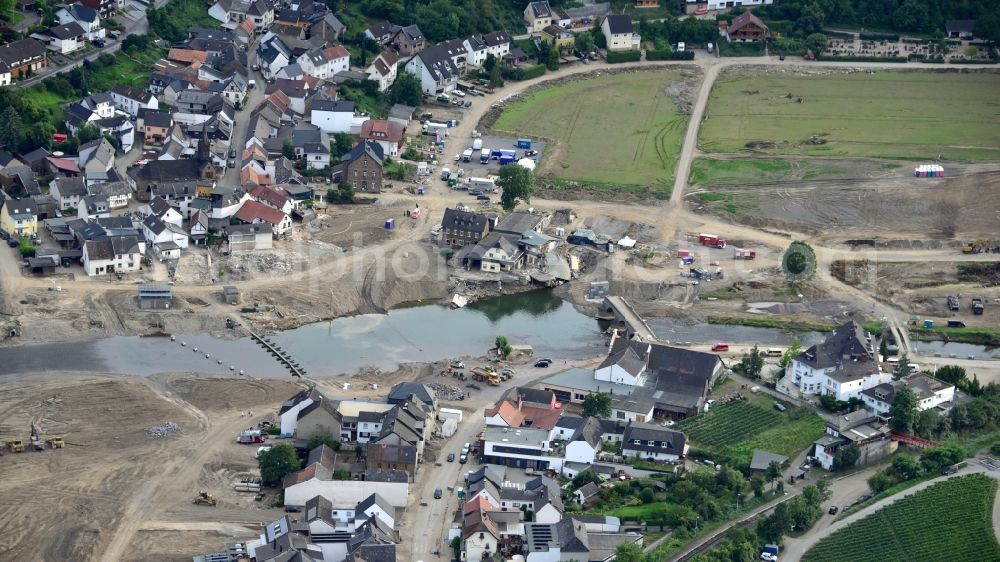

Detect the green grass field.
xmin=803 ymin=474 xmax=1000 ymax=562
xmin=493 ymin=71 xmax=689 ymax=198
xmin=700 ymin=72 xmax=1000 ymax=161
xmin=676 ymin=400 xmax=825 ymax=464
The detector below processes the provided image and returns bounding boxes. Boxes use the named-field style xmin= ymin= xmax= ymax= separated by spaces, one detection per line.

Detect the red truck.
xmin=698 ymin=233 xmax=726 ymax=249
xmin=237 ymin=429 xmax=266 ymax=444
xmin=733 ymin=248 xmax=756 ymax=260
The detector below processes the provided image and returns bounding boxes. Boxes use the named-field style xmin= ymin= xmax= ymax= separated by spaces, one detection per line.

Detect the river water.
xmin=2 ymin=291 xmax=994 ymax=377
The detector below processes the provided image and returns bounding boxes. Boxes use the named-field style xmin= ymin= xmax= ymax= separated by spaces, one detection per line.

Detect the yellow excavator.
xmin=193 ymin=491 xmax=218 ymax=506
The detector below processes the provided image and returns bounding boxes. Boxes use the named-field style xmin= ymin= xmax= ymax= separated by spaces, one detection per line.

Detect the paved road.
xmin=781 ymin=460 xmax=999 ymax=561
xmin=220 ymin=40 xmax=265 ymax=187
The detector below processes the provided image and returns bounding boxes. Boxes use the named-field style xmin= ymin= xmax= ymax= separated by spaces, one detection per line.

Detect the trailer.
xmin=516 ymin=138 xmax=532 ymax=149
xmin=438 ymin=408 xmax=464 ymax=423
xmin=469 ymin=176 xmax=496 ymax=192
xmin=480 ymin=148 xmax=490 ymax=164
xmin=676 ymin=249 xmax=692 ymax=258
xmin=733 ymin=248 xmax=756 ymax=260
xmin=472 ymin=138 xmax=483 ymax=150
xmin=698 ymin=233 xmax=726 ymax=249
xmin=237 ymin=429 xmax=266 ymax=444
xmin=462 ymin=149 xmax=474 ymax=162
xmin=680 ymin=256 xmax=695 ymax=266
xmin=498 ymin=150 xmax=516 ymax=165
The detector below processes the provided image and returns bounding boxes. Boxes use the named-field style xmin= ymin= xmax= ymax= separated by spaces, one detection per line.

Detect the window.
xmin=616 ymin=411 xmax=625 ymax=419
xmin=647 ymin=440 xmax=655 ymax=446
xmin=633 ymin=439 xmax=640 ymax=445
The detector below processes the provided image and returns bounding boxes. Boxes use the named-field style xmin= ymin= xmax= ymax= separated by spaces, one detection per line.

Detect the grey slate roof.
xmin=795 ymin=320 xmax=873 ymax=370
xmin=604 ymin=14 xmax=633 ymax=35
xmin=342 ymin=139 xmax=384 ymax=166
xmin=441 ymin=207 xmax=488 ymax=235
xmin=622 ymin=421 xmax=686 ymax=455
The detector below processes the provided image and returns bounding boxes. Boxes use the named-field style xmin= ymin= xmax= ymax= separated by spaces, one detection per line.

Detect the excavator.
xmin=193 ymin=491 xmax=218 ymax=506
xmin=30 ymin=421 xmax=45 ymax=451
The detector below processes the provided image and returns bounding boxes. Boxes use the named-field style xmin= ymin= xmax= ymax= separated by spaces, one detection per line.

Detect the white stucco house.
xmin=791 ymin=321 xmax=888 ymax=401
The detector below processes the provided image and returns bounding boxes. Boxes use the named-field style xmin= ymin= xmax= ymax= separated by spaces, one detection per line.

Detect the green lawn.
xmin=493 ymin=71 xmax=689 ymax=198
xmin=676 ymin=400 xmax=825 ymax=465
xmin=688 ymin=157 xmax=905 ymax=186
xmin=803 ymin=474 xmax=999 ymax=562
xmin=700 ymin=71 xmax=1000 ymax=161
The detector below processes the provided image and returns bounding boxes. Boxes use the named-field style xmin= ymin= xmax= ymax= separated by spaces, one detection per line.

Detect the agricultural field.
xmin=676 ymin=400 xmax=825 ymax=464
xmin=493 ymin=71 xmax=690 ymax=199
xmin=803 ymin=474 xmax=1000 ymax=562
xmin=700 ymin=70 xmax=1000 ymax=161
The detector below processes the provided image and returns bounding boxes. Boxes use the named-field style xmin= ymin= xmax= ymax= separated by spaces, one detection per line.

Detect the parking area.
xmin=445 ymin=133 xmax=547 ymax=176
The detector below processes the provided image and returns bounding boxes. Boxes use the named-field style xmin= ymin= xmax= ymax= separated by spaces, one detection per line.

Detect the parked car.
xmin=450 ymin=361 xmax=465 ymax=369
xmin=828 ymin=505 xmax=838 ymax=515
xmin=534 ymin=359 xmax=552 ymax=368
xmin=942 ymin=464 xmax=959 ymax=475
xmin=447 ymin=452 xmax=456 ymax=462
xmin=773 ymin=401 xmax=786 ymax=412
xmin=0 ymin=229 xmax=9 ymax=240
xmin=459 ymin=454 xmax=468 ymax=464
xmin=434 ymin=488 xmax=443 ymax=499
xmin=7 ymin=239 xmax=18 ymax=248
xmin=501 ymin=367 xmax=514 ymax=376
xmin=711 ymin=343 xmax=729 ymax=352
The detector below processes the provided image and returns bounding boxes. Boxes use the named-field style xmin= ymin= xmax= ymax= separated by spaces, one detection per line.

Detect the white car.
xmin=454 ymin=154 xmax=461 ymax=161
xmin=761 ymin=554 xmax=777 ymax=562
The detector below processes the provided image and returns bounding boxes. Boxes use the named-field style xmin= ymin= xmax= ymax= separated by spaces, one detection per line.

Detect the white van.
xmin=677 ymin=42 xmax=686 ymax=52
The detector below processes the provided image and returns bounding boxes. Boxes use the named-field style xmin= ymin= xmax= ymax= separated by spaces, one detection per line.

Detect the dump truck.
xmin=698 ymin=233 xmax=726 ymax=249
xmin=46 ymin=437 xmax=65 ymax=449
xmin=7 ymin=439 xmax=25 ymax=452
xmin=971 ymin=298 xmax=984 ymax=315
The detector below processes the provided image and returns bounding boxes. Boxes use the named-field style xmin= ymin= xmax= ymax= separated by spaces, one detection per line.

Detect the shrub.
xmin=859 ymin=32 xmax=899 ymax=41
xmin=606 ymin=50 xmax=641 ymax=63
xmin=816 ymin=55 xmax=907 ymax=63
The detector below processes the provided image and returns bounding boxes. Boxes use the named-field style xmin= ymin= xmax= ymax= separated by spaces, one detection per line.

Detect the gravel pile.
xmin=428 ymin=383 xmax=466 ymax=400
xmin=145 ymin=422 xmax=182 ymax=438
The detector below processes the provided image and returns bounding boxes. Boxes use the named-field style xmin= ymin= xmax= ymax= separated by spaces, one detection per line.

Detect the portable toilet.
xmin=385 ymin=218 xmax=395 ymax=230
xmin=681 ymin=256 xmax=695 ymax=265
xmin=923 ymin=319 xmax=934 ymax=328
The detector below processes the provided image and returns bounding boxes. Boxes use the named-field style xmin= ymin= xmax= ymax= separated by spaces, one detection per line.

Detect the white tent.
xmin=516 ymin=158 xmax=536 ymax=171
xmin=618 ymin=236 xmax=637 ymax=248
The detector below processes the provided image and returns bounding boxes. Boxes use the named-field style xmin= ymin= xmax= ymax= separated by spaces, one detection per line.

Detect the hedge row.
xmin=522 ymin=63 xmax=546 ymax=79
xmin=859 ymin=32 xmax=899 ymax=41
xmin=822 ymin=29 xmax=854 ymax=39
xmin=646 ymin=49 xmax=695 ymax=61
xmin=950 ymin=59 xmax=998 ymax=64
xmin=607 ymin=50 xmax=641 ymax=63
xmin=816 ymin=54 xmax=907 ymax=63
xmin=920 ymin=56 xmax=946 ymax=63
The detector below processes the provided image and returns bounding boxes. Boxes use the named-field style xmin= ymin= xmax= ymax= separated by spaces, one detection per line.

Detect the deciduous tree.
xmin=582 ymin=392 xmax=611 ymax=418
xmin=497 ymin=164 xmax=534 ymax=211
xmin=258 ymin=444 xmax=301 ymax=485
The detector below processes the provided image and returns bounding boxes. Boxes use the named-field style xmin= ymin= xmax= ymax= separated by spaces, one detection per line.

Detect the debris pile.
xmin=428 ymin=383 xmax=466 ymax=400
xmin=145 ymin=422 xmax=182 ymax=438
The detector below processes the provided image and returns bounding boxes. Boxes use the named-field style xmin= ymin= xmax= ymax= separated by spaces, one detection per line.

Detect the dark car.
xmin=7 ymin=239 xmax=19 ymax=248
xmin=447 ymin=452 xmax=456 ymax=462
xmin=0 ymin=230 xmax=9 ymax=240
xmin=434 ymin=488 xmax=443 ymax=499
xmin=828 ymin=505 xmax=838 ymax=515
xmin=942 ymin=465 xmax=959 ymax=476
xmin=534 ymin=359 xmax=552 ymax=368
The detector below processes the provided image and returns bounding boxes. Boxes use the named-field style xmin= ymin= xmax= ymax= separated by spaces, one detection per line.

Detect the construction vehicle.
xmin=46 ymin=437 xmax=65 ymax=449
xmin=947 ymin=295 xmax=960 ymax=311
xmin=7 ymin=439 xmax=25 ymax=452
xmin=237 ymin=429 xmax=266 ymax=444
xmin=486 ymin=375 xmax=501 ymax=386
xmin=30 ymin=421 xmax=45 ymax=451
xmin=971 ymin=298 xmax=985 ymax=315
xmin=193 ymin=491 xmax=218 ymax=506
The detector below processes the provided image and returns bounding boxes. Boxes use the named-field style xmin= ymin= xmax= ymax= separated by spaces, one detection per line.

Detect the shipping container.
xmin=516 ymin=138 xmax=532 ymax=149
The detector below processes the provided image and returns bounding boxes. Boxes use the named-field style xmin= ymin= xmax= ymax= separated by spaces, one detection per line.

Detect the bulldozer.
xmin=7 ymin=439 xmax=25 ymax=453
xmin=193 ymin=491 xmax=218 ymax=506
xmin=46 ymin=437 xmax=65 ymax=449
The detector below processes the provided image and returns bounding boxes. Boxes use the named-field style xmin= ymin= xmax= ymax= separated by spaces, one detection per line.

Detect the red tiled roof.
xmin=167 ymin=48 xmax=208 ymax=66
xmin=323 ymin=45 xmax=350 ymax=61
xmin=46 ymin=157 xmax=80 ymax=173
xmin=484 ymin=401 xmax=525 ymax=427
xmin=235 ymin=200 xmax=286 ymax=226
xmin=463 ymin=495 xmax=496 ymax=515
xmin=519 ymin=405 xmax=562 ymax=430
xmin=729 ymin=11 xmax=768 ymax=34
xmin=360 ymin=119 xmax=404 ymax=143
xmin=239 ymin=18 xmax=255 ymax=34
xmin=250 ymin=185 xmax=290 ymax=208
